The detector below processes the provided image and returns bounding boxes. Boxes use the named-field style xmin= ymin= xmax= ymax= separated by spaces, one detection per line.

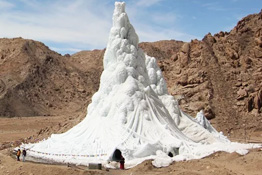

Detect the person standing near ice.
xmin=16 ymin=149 xmax=21 ymax=161
xmin=22 ymin=149 xmax=27 ymax=162
xmin=120 ymin=155 xmax=125 ymax=169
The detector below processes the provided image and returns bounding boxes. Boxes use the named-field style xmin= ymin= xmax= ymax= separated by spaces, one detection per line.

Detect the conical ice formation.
xmin=22 ymin=2 xmax=260 ymax=168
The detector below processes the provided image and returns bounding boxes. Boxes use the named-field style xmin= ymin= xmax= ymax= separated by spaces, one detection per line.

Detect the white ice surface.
xmin=21 ymin=1 xmax=261 ymax=168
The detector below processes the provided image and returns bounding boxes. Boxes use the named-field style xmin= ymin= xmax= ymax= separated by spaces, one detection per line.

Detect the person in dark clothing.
xmin=120 ymin=155 xmax=125 ymax=170
xmin=22 ymin=149 xmax=27 ymax=162
xmin=16 ymin=149 xmax=21 ymax=161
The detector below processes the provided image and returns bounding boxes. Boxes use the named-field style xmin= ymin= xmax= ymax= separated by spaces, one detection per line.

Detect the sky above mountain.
xmin=0 ymin=0 xmax=261 ymax=54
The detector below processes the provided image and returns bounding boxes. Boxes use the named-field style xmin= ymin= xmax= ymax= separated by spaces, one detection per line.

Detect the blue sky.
xmin=0 ymin=0 xmax=261 ymax=55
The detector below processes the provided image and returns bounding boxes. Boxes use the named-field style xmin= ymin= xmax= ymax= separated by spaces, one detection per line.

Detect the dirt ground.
xmin=0 ymin=116 xmax=262 ymax=175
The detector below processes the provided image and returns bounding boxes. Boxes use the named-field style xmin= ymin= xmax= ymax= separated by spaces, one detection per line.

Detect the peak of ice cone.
xmin=104 ymin=2 xmax=139 ymax=69
xmin=114 ymin=2 xmax=125 ymax=16
xmin=112 ymin=2 xmax=137 ymax=43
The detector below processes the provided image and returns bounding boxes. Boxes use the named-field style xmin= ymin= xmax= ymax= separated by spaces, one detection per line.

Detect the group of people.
xmin=16 ymin=148 xmax=27 ymax=162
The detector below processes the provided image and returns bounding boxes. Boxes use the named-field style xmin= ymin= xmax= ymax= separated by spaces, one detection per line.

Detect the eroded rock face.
xmin=178 ymin=43 xmax=191 ymax=67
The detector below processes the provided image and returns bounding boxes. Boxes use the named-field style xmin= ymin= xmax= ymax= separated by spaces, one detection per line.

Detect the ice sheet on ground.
xmin=20 ymin=1 xmax=261 ymax=168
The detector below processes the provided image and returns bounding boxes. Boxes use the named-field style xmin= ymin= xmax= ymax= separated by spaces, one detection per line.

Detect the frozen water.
xmin=21 ymin=1 xmax=261 ymax=168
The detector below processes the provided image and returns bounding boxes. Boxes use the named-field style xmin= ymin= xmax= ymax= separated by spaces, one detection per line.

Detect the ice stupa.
xmin=23 ymin=2 xmax=260 ymax=168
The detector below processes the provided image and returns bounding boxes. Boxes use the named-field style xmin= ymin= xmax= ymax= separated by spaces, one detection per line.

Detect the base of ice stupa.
xmin=19 ymin=1 xmax=261 ymax=169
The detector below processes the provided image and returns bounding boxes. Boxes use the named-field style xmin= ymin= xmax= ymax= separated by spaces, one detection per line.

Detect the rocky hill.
xmin=0 ymin=10 xmax=262 ymax=139
xmin=0 ymin=38 xmax=101 ymax=117
xmin=142 ymin=10 xmax=262 ymax=138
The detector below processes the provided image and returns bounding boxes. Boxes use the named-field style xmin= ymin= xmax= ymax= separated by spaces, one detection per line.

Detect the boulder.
xmin=254 ymin=47 xmax=262 ymax=58
xmin=255 ymin=37 xmax=262 ymax=47
xmin=181 ymin=43 xmax=190 ymax=53
xmin=178 ymin=75 xmax=188 ymax=86
xmin=204 ymin=106 xmax=215 ymax=120
xmin=203 ymin=33 xmax=216 ymax=45
xmin=237 ymin=88 xmax=248 ymax=100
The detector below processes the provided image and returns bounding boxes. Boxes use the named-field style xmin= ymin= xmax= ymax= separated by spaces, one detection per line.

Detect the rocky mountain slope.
xmin=0 ymin=38 xmax=101 ymax=117
xmin=143 ymin=10 xmax=262 ymax=139
xmin=0 ymin=10 xmax=261 ymax=139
